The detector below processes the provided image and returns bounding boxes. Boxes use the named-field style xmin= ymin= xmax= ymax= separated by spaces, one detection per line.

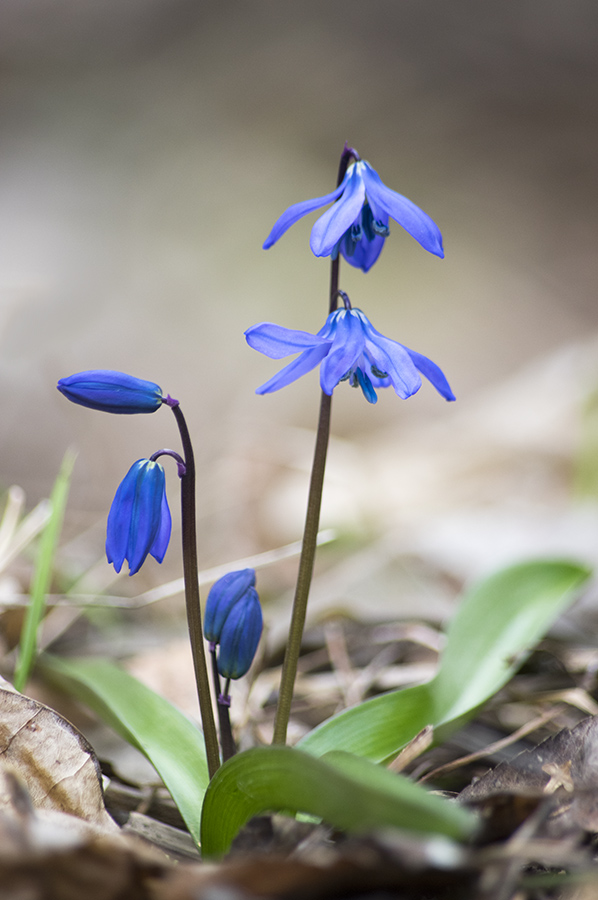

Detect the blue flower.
xmin=106 ymin=459 xmax=171 ymax=575
xmin=204 ymin=568 xmax=257 ymax=644
xmin=263 ymin=159 xmax=443 ymax=272
xmin=217 ymin=586 xmax=263 ymax=680
xmin=57 ymin=370 xmax=163 ymax=415
xmin=245 ymin=307 xmax=455 ymax=405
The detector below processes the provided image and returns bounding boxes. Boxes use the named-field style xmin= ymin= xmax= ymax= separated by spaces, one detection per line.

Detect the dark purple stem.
xmin=170 ymin=404 xmax=220 ymax=777
xmin=209 ymin=645 xmax=236 ymax=762
xmin=149 ymin=448 xmax=187 ymax=477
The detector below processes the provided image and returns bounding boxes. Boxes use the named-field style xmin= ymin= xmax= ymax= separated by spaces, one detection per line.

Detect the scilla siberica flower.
xmin=204 ymin=568 xmax=256 ymax=643
xmin=204 ymin=570 xmax=262 ymax=680
xmin=217 ymin=587 xmax=262 ymax=680
xmin=263 ymin=157 xmax=443 ymax=272
xmin=106 ymin=459 xmax=171 ymax=575
xmin=57 ymin=370 xmax=164 ymax=414
xmin=246 ymin=307 xmax=455 ymax=405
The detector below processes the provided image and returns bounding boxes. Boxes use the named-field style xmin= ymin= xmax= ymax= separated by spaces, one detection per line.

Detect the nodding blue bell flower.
xmin=246 ymin=307 xmax=455 ymax=405
xmin=106 ymin=459 xmax=171 ymax=575
xmin=216 ymin=587 xmax=263 ymax=680
xmin=57 ymin=370 xmax=164 ymax=415
xmin=204 ymin=568 xmax=256 ymax=644
xmin=263 ymin=157 xmax=443 ymax=272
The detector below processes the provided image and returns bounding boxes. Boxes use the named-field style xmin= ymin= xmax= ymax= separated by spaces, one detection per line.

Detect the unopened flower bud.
xmin=57 ymin=370 xmax=164 ymax=414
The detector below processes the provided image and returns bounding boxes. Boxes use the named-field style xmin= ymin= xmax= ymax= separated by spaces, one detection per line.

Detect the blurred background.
xmin=1 ymin=0 xmax=598 ymax=608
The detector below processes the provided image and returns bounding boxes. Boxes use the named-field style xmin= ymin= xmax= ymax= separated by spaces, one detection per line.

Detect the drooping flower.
xmin=57 ymin=370 xmax=164 ymax=415
xmin=216 ymin=586 xmax=263 ymax=680
xmin=106 ymin=459 xmax=171 ymax=575
xmin=245 ymin=307 xmax=455 ymax=404
xmin=204 ymin=568 xmax=257 ymax=644
xmin=263 ymin=158 xmax=443 ymax=272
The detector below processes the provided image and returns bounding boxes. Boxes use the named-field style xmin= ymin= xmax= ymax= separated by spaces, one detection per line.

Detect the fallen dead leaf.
xmin=459 ymin=715 xmax=598 ymax=839
xmin=0 ymin=674 xmax=116 ymax=830
xmin=0 ymin=767 xmax=167 ymax=900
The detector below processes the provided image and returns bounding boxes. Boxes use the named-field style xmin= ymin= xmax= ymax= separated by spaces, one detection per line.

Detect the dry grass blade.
xmin=419 ymin=708 xmax=561 ymax=784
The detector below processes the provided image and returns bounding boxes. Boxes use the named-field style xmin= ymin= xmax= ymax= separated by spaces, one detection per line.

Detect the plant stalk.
xmin=272 ymin=147 xmax=356 ymax=744
xmin=272 ymin=389 xmax=332 ymax=744
xmin=210 ymin=644 xmax=237 ymax=762
xmin=170 ymin=404 xmax=220 ymax=777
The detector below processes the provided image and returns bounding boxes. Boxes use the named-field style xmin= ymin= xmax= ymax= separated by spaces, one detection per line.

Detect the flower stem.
xmin=272 ymin=146 xmax=353 ymax=745
xmin=209 ymin=645 xmax=237 ymax=762
xmin=170 ymin=404 xmax=220 ymax=778
xmin=272 ymin=389 xmax=332 ymax=744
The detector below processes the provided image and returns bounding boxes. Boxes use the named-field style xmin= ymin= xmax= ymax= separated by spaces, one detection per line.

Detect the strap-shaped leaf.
xmin=299 ymin=560 xmax=590 ymax=761
xmin=42 ymin=655 xmax=208 ymax=844
xmin=200 ymin=746 xmax=475 ymax=857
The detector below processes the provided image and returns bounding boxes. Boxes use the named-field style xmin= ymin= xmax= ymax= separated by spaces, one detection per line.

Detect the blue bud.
xmin=203 ymin=568 xmax=256 ymax=643
xmin=57 ymin=370 xmax=163 ymax=415
xmin=217 ymin=587 xmax=263 ymax=680
xmin=106 ymin=459 xmax=171 ymax=575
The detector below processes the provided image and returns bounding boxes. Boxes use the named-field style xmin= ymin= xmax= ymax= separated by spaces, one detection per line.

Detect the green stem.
xmin=272 ymin=389 xmax=332 ymax=744
xmin=170 ymin=404 xmax=220 ymax=778
xmin=271 ymin=145 xmax=356 ymax=745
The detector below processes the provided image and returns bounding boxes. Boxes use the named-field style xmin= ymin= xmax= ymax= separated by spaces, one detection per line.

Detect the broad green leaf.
xmin=14 ymin=450 xmax=76 ymax=692
xmin=200 ymin=746 xmax=476 ymax=858
xmin=299 ymin=560 xmax=591 ymax=762
xmin=41 ymin=655 xmax=208 ymax=844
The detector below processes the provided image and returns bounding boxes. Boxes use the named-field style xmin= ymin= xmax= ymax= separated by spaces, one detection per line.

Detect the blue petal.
xmin=204 ymin=569 xmax=256 ymax=644
xmin=263 ymin=173 xmax=350 ymax=249
xmin=341 ymin=230 xmax=386 ymax=273
xmin=310 ymin=164 xmax=366 ymax=257
xmin=245 ymin=323 xmax=329 ymax=360
xmin=126 ymin=462 xmax=166 ymax=575
xmin=255 ymin=343 xmax=331 ymax=394
xmin=57 ymin=370 xmax=163 ymax=415
xmin=106 ymin=460 xmax=167 ymax=576
xmin=217 ymin=587 xmax=263 ymax=680
xmin=150 ymin=490 xmax=172 ymax=564
xmin=356 ymin=311 xmax=422 ymax=399
xmin=361 ymin=162 xmax=444 ymax=258
xmin=364 ymin=335 xmax=422 ymax=399
xmin=404 ymin=347 xmax=456 ymax=401
xmin=319 ymin=309 xmax=366 ymax=395
xmin=354 ymin=367 xmax=378 ymax=404
xmin=106 ymin=460 xmax=143 ymax=573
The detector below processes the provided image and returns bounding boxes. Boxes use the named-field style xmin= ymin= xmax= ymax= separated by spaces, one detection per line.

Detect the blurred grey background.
xmin=1 ymin=0 xmax=597 ymax=581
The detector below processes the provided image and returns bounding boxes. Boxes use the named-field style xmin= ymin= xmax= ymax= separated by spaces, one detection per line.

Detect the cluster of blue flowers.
xmin=57 ymin=371 xmax=173 ymax=576
xmin=249 ymin=148 xmax=454 ymax=405
xmin=56 ymin=146 xmax=452 ymax=695
xmin=57 ymin=370 xmax=264 ymax=684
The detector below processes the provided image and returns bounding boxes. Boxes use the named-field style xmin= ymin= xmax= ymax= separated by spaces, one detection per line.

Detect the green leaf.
xmin=298 ymin=560 xmax=591 ymax=762
xmin=14 ymin=450 xmax=76 ymax=692
xmin=200 ymin=746 xmax=476 ymax=858
xmin=41 ymin=655 xmax=208 ymax=844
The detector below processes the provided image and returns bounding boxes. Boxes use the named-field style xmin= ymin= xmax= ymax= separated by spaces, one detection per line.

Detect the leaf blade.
xmin=14 ymin=450 xmax=76 ymax=692
xmin=41 ymin=655 xmax=208 ymax=844
xmin=200 ymin=746 xmax=475 ymax=858
xmin=298 ymin=560 xmax=591 ymax=761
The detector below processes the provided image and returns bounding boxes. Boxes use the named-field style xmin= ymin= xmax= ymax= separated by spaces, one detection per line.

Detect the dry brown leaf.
xmin=0 ymin=768 xmax=167 ymax=900
xmin=460 ymin=715 xmax=598 ymax=838
xmin=0 ymin=675 xmax=116 ymax=830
